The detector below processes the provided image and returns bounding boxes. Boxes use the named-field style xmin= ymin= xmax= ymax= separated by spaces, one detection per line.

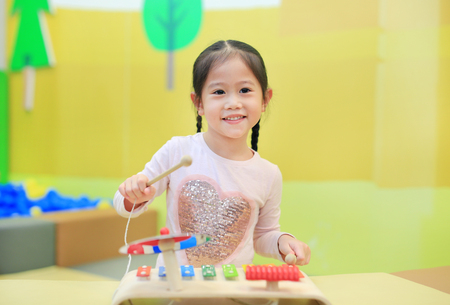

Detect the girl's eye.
xmin=213 ymin=90 xmax=225 ymax=95
xmin=240 ymin=88 xmax=251 ymax=93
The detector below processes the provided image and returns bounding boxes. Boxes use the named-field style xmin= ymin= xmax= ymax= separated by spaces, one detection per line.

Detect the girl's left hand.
xmin=278 ymin=234 xmax=311 ymax=266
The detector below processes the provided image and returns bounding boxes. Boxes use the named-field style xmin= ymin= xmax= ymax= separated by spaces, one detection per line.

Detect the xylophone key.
xmin=136 ymin=265 xmax=151 ymax=278
xmin=202 ymin=265 xmax=216 ymax=277
xmin=222 ymin=264 xmax=239 ymax=278
xmin=158 ymin=266 xmax=166 ymax=277
xmin=180 ymin=265 xmax=195 ymax=278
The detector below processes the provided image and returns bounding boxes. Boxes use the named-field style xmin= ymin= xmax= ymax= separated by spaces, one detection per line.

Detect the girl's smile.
xmin=223 ymin=115 xmax=245 ymax=123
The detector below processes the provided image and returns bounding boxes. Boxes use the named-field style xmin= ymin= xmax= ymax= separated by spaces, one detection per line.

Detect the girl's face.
xmin=192 ymin=56 xmax=272 ymax=144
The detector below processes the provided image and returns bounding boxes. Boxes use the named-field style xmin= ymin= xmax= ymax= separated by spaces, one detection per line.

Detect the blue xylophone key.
xmin=180 ymin=265 xmax=195 ymax=277
xmin=158 ymin=266 xmax=166 ymax=277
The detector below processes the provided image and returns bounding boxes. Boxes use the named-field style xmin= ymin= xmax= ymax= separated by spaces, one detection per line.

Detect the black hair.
xmin=193 ymin=40 xmax=268 ymax=151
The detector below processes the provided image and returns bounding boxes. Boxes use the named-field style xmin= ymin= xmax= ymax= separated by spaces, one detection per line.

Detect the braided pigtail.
xmin=196 ymin=114 xmax=202 ymax=133
xmin=251 ymin=120 xmax=260 ymax=151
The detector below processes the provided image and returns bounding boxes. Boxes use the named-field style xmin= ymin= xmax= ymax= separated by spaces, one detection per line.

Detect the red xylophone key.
xmin=137 ymin=265 xmax=151 ymax=277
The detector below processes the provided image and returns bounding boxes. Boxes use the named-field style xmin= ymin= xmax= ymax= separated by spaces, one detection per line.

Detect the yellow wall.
xmin=6 ymin=0 xmax=450 ymax=274
xmin=7 ymin=2 xmax=450 ymax=186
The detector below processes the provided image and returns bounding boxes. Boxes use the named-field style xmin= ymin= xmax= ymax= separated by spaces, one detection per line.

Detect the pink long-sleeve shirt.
xmin=114 ymin=133 xmax=292 ymax=268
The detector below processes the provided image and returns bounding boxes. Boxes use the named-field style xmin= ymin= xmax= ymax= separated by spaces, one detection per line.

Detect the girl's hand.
xmin=119 ymin=174 xmax=156 ymax=212
xmin=278 ymin=234 xmax=311 ymax=266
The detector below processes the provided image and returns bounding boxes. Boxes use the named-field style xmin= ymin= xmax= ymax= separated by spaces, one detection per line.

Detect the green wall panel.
xmin=253 ymin=181 xmax=450 ymax=275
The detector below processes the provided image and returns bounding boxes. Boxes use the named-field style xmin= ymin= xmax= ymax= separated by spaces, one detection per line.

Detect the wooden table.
xmin=0 ymin=266 xmax=448 ymax=305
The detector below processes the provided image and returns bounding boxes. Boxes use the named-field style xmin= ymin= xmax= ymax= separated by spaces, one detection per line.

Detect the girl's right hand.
xmin=119 ymin=174 xmax=156 ymax=212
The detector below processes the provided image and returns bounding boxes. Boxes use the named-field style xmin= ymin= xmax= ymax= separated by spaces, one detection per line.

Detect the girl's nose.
xmin=225 ymin=95 xmax=242 ymax=109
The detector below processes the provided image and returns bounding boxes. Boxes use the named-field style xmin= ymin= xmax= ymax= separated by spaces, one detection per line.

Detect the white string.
xmin=124 ymin=198 xmax=137 ymax=277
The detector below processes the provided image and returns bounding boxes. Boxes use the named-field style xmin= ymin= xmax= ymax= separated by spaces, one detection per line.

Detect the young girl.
xmin=114 ymin=40 xmax=310 ymax=268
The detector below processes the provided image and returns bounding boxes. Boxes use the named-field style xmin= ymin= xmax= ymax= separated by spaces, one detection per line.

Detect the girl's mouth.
xmin=223 ymin=116 xmax=245 ymax=121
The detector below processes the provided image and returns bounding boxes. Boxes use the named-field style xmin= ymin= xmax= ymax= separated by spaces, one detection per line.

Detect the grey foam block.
xmin=0 ymin=217 xmax=55 ymax=274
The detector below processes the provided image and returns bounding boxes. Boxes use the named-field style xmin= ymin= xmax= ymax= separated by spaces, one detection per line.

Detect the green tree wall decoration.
xmin=10 ymin=0 xmax=55 ymax=111
xmin=143 ymin=0 xmax=202 ymax=90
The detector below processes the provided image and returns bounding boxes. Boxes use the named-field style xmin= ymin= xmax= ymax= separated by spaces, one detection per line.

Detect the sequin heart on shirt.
xmin=178 ymin=179 xmax=251 ymax=267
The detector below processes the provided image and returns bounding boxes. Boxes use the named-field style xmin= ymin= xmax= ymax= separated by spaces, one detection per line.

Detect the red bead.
xmin=160 ymin=227 xmax=170 ymax=235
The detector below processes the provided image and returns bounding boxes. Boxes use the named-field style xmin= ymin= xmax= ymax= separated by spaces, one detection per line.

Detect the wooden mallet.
xmin=146 ymin=155 xmax=193 ymax=187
